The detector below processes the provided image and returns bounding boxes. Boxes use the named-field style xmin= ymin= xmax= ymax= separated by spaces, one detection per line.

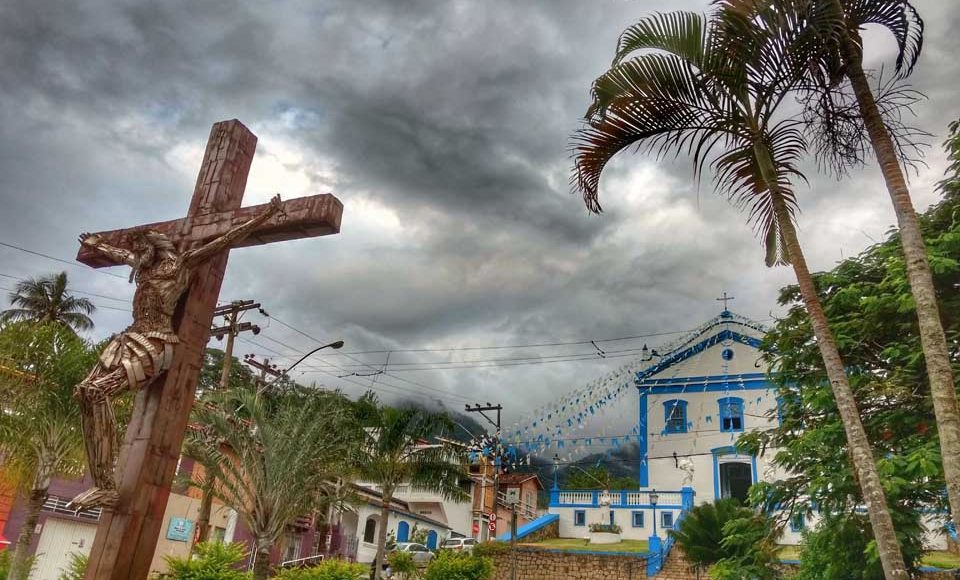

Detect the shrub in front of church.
xmin=423 ymin=550 xmax=493 ymax=580
xmin=158 ymin=541 xmax=251 ymax=580
xmin=795 ymin=514 xmax=923 ymax=580
xmin=708 ymin=513 xmax=780 ymax=580
xmin=669 ymin=499 xmax=752 ymax=568
xmin=588 ymin=523 xmax=622 ymax=534
xmin=387 ymin=550 xmax=417 ymax=576
xmin=271 ymin=560 xmax=368 ymax=580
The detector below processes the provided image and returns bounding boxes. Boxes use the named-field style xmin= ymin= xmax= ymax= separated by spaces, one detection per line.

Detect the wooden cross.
xmin=76 ymin=120 xmax=342 ymax=579
xmin=716 ymin=291 xmax=735 ymax=311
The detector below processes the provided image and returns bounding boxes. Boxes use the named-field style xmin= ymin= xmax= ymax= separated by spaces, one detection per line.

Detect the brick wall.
xmin=491 ymin=547 xmax=648 ymax=580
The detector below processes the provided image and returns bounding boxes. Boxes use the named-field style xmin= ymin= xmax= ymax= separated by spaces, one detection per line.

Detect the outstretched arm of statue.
xmin=79 ymin=233 xmax=136 ymax=267
xmin=183 ymin=194 xmax=283 ymax=266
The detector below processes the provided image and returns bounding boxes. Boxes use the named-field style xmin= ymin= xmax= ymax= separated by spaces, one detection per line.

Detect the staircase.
xmin=655 ymin=547 xmax=704 ymax=580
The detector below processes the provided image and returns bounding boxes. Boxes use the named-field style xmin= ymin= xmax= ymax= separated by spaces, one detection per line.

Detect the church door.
xmin=719 ymin=462 xmax=752 ymax=503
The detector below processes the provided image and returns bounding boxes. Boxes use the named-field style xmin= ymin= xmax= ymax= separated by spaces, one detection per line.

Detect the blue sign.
xmin=166 ymin=517 xmax=194 ymax=542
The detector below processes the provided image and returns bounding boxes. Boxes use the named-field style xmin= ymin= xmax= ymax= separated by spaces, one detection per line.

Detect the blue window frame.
xmin=718 ymin=397 xmax=744 ymax=432
xmin=663 ymin=400 xmax=688 ymax=434
xmin=574 ymin=510 xmax=586 ymax=527
xmin=790 ymin=513 xmax=805 ymax=533
xmin=661 ymin=511 xmax=674 ymax=529
xmin=632 ymin=511 xmax=645 ymax=528
xmin=609 ymin=511 xmax=615 ymax=526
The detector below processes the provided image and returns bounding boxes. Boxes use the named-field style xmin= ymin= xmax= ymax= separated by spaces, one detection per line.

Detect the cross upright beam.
xmin=81 ymin=120 xmax=342 ymax=579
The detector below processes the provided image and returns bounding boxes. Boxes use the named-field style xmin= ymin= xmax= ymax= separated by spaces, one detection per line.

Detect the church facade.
xmin=547 ymin=310 xmax=949 ymax=551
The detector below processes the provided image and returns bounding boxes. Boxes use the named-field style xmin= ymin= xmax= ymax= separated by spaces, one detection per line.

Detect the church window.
xmin=574 ymin=510 xmax=586 ymax=527
xmin=661 ymin=511 xmax=674 ymax=529
xmin=663 ymin=400 xmax=688 ymax=434
xmin=632 ymin=511 xmax=645 ymax=528
xmin=718 ymin=397 xmax=744 ymax=432
xmin=609 ymin=510 xmax=615 ymax=526
xmin=790 ymin=513 xmax=805 ymax=533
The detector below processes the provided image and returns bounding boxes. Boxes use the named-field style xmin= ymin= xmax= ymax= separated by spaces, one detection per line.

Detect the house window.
xmin=574 ymin=510 xmax=586 ymax=527
xmin=632 ymin=511 xmax=645 ymax=528
xmin=663 ymin=400 xmax=688 ymax=434
xmin=609 ymin=511 xmax=615 ymax=526
xmin=661 ymin=512 xmax=674 ymax=529
xmin=363 ymin=517 xmax=377 ymax=543
xmin=790 ymin=513 xmax=805 ymax=533
xmin=718 ymin=397 xmax=744 ymax=432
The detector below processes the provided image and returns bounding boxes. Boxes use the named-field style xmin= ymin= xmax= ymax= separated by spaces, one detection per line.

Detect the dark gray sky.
xmin=1 ymin=0 xmax=958 ymax=425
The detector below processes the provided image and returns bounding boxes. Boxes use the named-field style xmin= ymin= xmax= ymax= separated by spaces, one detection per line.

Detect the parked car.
xmin=390 ymin=542 xmax=435 ymax=566
xmin=440 ymin=537 xmax=477 ymax=553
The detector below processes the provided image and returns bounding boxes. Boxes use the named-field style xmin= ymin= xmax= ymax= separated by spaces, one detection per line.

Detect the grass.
xmin=521 ymin=538 xmax=650 ymax=553
xmin=776 ymin=545 xmax=960 ymax=570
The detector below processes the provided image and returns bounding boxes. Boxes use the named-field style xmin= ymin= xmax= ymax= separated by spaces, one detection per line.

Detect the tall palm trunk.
xmin=195 ymin=483 xmax=214 ymax=546
xmin=758 ymin=144 xmax=909 ymax=579
xmin=9 ymin=459 xmax=55 ymax=580
xmin=837 ymin=16 xmax=960 ymax=532
xmin=252 ymin=539 xmax=273 ymax=580
xmin=373 ymin=489 xmax=393 ymax=579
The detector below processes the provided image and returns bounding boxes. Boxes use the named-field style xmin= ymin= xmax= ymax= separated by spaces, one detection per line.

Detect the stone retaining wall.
xmin=491 ymin=547 xmax=648 ymax=580
xmin=520 ymin=519 xmax=559 ymax=544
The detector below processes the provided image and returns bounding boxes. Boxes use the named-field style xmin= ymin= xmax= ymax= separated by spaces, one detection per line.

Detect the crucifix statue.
xmin=73 ymin=120 xmax=342 ymax=579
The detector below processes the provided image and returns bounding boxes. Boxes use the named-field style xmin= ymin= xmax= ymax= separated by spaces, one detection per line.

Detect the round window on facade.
xmin=721 ymin=348 xmax=734 ymax=361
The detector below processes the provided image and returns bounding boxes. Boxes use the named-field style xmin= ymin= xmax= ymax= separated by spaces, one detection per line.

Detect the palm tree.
xmin=726 ymin=0 xmax=960 ymax=539
xmin=0 ymin=322 xmax=96 ymax=580
xmin=0 ymin=272 xmax=95 ymax=332
xmin=571 ymin=8 xmax=909 ymax=578
xmin=353 ymin=394 xmax=469 ymax=578
xmin=185 ymin=386 xmax=355 ymax=580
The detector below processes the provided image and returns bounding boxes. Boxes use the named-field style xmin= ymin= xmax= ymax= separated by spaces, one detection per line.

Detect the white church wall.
xmin=553 ymin=506 xmax=683 ymax=541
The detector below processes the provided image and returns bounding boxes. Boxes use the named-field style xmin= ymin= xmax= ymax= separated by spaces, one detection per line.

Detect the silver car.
xmin=392 ymin=542 xmax=435 ymax=566
xmin=440 ymin=537 xmax=477 ymax=553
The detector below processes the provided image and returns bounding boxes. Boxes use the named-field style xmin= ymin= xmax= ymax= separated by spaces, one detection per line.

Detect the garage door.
xmin=31 ymin=518 xmax=97 ymax=580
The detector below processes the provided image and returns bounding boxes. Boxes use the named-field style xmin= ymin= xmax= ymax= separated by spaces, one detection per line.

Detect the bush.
xmin=0 ymin=551 xmax=9 ymax=580
xmin=471 ymin=542 xmax=510 ymax=558
xmin=588 ymin=523 xmax=621 ymax=534
xmin=670 ymin=499 xmax=752 ymax=568
xmin=57 ymin=553 xmax=88 ymax=580
xmin=386 ymin=550 xmax=417 ymax=575
xmin=796 ymin=514 xmax=923 ymax=580
xmin=272 ymin=560 xmax=368 ymax=580
xmin=159 ymin=542 xmax=251 ymax=580
xmin=709 ymin=514 xmax=780 ymax=580
xmin=423 ymin=551 xmax=492 ymax=580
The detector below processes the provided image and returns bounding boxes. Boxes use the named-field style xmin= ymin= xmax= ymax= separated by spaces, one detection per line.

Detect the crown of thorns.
xmin=132 ymin=229 xmax=176 ymax=251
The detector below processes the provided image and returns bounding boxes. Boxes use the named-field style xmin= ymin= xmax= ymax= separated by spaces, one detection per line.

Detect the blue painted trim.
xmin=663 ymin=399 xmax=688 ymax=434
xmin=718 ymin=396 xmax=745 ymax=433
xmin=397 ymin=520 xmax=410 ymax=542
xmin=639 ymin=392 xmax=649 ymax=486
xmin=711 ymin=446 xmax=757 ymax=500
xmin=497 ymin=513 xmax=559 ymax=542
xmin=553 ymin=503 xmax=683 ymax=510
xmin=641 ymin=372 xmax=767 ymax=386
xmin=426 ymin=529 xmax=438 ymax=550
xmin=574 ymin=510 xmax=586 ymax=526
xmin=660 ymin=512 xmax=674 ymax=529
xmin=632 ymin=511 xmax=645 ymax=528
xmin=639 ymin=380 xmax=771 ymax=394
xmin=510 ymin=547 xmax=651 ymax=558
xmin=635 ymin=329 xmax=762 ymax=383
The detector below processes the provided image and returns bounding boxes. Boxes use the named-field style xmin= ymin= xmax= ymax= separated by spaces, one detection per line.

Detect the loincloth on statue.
xmin=98 ymin=331 xmax=179 ymax=389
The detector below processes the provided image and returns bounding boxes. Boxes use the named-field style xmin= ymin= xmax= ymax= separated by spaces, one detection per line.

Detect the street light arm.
xmin=256 ymin=339 xmax=344 ymax=394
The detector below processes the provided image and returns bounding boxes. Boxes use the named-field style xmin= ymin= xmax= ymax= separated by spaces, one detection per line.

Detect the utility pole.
xmin=211 ymin=300 xmax=262 ymax=390
xmin=465 ymin=403 xmax=502 ymax=539
xmin=243 ymin=354 xmax=284 ymax=388
xmin=195 ymin=300 xmax=261 ymax=546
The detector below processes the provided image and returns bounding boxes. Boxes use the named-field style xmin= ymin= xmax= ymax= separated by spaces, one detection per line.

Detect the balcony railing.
xmin=549 ymin=488 xmax=693 ymax=509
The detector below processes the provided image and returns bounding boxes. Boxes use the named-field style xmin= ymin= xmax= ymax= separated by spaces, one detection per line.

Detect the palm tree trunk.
xmin=252 ymin=540 xmax=272 ymax=580
xmin=755 ymin=141 xmax=909 ymax=578
xmin=9 ymin=486 xmax=47 ymax=580
xmin=839 ymin=25 xmax=960 ymax=534
xmin=195 ymin=482 xmax=214 ymax=546
xmin=374 ymin=489 xmax=393 ymax=579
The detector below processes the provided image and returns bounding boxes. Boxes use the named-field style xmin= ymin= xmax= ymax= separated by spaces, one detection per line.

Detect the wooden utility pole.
xmin=77 ymin=119 xmax=342 ymax=579
xmin=465 ymin=403 xmax=503 ymax=539
xmin=243 ymin=354 xmax=283 ymax=388
xmin=194 ymin=300 xmax=261 ymax=545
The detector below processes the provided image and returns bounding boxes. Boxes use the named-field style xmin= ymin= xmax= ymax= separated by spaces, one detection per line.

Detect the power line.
xmin=0 ymin=285 xmax=132 ymax=313
xmin=0 ymin=240 xmax=127 ymax=280
xmin=0 ymin=272 xmax=131 ymax=303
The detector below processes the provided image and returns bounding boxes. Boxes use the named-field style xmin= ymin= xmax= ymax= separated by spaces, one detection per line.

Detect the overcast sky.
xmin=1 ymin=0 xmax=958 ymax=427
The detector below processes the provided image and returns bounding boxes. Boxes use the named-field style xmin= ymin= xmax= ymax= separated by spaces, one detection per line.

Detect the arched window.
xmin=397 ymin=520 xmax=410 ymax=542
xmin=363 ymin=517 xmax=377 ymax=544
xmin=718 ymin=397 xmax=744 ymax=432
xmin=663 ymin=400 xmax=688 ymax=434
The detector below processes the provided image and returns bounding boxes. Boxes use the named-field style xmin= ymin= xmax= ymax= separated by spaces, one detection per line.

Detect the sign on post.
xmin=505 ymin=488 xmax=520 ymax=505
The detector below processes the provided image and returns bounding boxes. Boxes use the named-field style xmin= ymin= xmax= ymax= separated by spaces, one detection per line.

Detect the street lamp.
xmin=257 ymin=339 xmax=344 ymax=393
xmin=552 ymin=454 xmax=560 ymax=490
xmin=649 ymin=489 xmax=659 ymax=539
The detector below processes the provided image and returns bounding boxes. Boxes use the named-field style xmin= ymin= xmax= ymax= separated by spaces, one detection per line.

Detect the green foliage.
xmin=588 ymin=523 xmax=621 ymax=534
xmin=737 ymin=119 xmax=960 ymax=568
xmin=387 ymin=550 xmax=417 ymax=574
xmin=0 ymin=551 xmax=10 ymax=580
xmin=796 ymin=514 xmax=923 ymax=580
xmin=0 ymin=271 xmax=95 ymax=332
xmin=159 ymin=542 xmax=251 ymax=580
xmin=471 ymin=542 xmax=510 ymax=558
xmin=422 ymin=551 xmax=492 ymax=580
xmin=564 ymin=466 xmax=637 ymax=490
xmin=57 ymin=552 xmax=88 ymax=580
xmin=408 ymin=525 xmax=428 ymax=546
xmin=271 ymin=560 xmax=368 ymax=580
xmin=709 ymin=514 xmax=780 ymax=580
xmin=669 ymin=499 xmax=753 ymax=567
